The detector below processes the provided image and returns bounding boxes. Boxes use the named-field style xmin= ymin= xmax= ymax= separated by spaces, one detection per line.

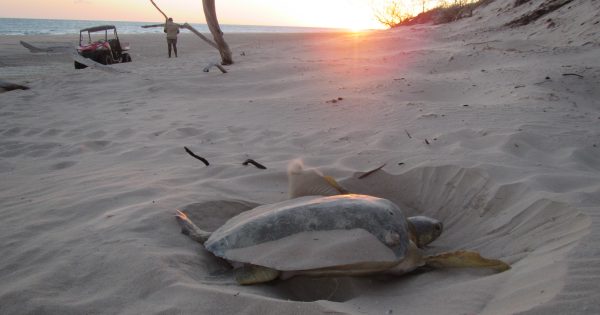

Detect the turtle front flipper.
xmin=175 ymin=210 xmax=212 ymax=244
xmin=235 ymin=264 xmax=280 ymax=285
xmin=425 ymin=250 xmax=510 ymax=272
xmin=322 ymin=175 xmax=350 ymax=194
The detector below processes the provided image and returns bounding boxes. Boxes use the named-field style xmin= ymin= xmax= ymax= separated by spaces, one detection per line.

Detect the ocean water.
xmin=0 ymin=18 xmax=342 ymax=36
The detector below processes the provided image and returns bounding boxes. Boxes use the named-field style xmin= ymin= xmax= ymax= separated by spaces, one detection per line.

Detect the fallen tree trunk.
xmin=181 ymin=23 xmax=219 ymax=50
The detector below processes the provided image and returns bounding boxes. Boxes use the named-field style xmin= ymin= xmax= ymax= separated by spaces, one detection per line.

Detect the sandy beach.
xmin=1 ymin=0 xmax=600 ymax=314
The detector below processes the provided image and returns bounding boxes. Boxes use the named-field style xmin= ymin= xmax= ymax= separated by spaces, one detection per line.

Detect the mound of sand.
xmin=1 ymin=0 xmax=599 ymax=314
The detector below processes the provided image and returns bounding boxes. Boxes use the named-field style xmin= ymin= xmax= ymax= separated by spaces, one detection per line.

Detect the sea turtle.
xmin=175 ymin=194 xmax=510 ymax=285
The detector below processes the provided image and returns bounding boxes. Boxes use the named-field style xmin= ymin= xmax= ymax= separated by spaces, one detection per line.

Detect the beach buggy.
xmin=75 ymin=25 xmax=132 ymax=69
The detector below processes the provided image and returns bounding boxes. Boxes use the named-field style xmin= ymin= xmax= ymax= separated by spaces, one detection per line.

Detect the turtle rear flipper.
xmin=425 ymin=250 xmax=510 ymax=272
xmin=235 ymin=265 xmax=280 ymax=285
xmin=175 ymin=210 xmax=212 ymax=244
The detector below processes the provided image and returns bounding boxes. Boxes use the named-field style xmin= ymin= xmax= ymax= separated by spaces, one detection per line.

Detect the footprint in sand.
xmin=85 ymin=130 xmax=107 ymax=139
xmin=3 ymin=127 xmax=22 ymax=137
xmin=50 ymin=161 xmax=78 ymax=170
xmin=41 ymin=129 xmax=63 ymax=137
xmin=80 ymin=140 xmax=111 ymax=151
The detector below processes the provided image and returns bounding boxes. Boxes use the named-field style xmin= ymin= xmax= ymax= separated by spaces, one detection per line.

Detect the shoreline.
xmin=0 ymin=17 xmax=351 ymax=36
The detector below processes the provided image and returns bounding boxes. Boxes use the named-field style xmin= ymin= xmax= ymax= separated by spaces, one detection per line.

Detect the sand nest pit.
xmin=178 ymin=165 xmax=589 ymax=313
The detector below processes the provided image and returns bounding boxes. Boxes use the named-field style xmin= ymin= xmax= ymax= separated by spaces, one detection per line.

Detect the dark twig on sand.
xmin=242 ymin=159 xmax=267 ymax=169
xmin=184 ymin=146 xmax=210 ymax=166
xmin=562 ymin=73 xmax=584 ymax=78
xmin=465 ymin=40 xmax=501 ymax=46
xmin=358 ymin=164 xmax=386 ymax=179
xmin=404 ymin=129 xmax=412 ymax=139
xmin=0 ymin=80 xmax=29 ymax=92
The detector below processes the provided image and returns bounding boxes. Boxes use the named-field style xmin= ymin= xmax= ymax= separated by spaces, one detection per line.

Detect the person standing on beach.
xmin=164 ymin=17 xmax=180 ymax=58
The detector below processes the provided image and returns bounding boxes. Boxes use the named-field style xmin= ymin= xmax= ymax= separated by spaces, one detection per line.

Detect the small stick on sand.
xmin=242 ymin=159 xmax=267 ymax=169
xmin=358 ymin=163 xmax=386 ymax=179
xmin=562 ymin=73 xmax=584 ymax=78
xmin=0 ymin=80 xmax=29 ymax=92
xmin=464 ymin=40 xmax=501 ymax=45
xmin=404 ymin=129 xmax=412 ymax=139
xmin=184 ymin=146 xmax=210 ymax=166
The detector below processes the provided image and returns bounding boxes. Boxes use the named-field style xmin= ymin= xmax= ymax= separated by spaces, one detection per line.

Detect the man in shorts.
xmin=164 ymin=17 xmax=180 ymax=58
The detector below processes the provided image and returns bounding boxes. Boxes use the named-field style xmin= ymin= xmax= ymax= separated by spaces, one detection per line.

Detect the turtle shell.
xmin=204 ymin=194 xmax=410 ymax=271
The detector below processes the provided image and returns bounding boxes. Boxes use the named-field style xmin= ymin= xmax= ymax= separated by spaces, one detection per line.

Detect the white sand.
xmin=1 ymin=0 xmax=599 ymax=314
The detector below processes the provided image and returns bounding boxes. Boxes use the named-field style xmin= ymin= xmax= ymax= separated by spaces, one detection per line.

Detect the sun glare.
xmin=218 ymin=0 xmax=384 ymax=31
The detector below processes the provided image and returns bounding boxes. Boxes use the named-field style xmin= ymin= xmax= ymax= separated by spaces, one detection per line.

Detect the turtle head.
xmin=407 ymin=216 xmax=443 ymax=248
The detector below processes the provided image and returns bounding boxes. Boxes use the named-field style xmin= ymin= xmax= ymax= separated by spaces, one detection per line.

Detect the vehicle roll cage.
xmin=79 ymin=25 xmax=119 ymax=45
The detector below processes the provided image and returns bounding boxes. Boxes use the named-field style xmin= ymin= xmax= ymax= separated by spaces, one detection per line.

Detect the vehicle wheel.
xmin=122 ymin=54 xmax=132 ymax=63
xmin=102 ymin=54 xmax=113 ymax=65
xmin=74 ymin=61 xmax=87 ymax=69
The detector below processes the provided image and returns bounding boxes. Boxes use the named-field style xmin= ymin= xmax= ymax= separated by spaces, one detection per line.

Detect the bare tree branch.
xmin=141 ymin=23 xmax=165 ymax=28
xmin=150 ymin=0 xmax=168 ymax=19
xmin=373 ymin=0 xmax=410 ymax=28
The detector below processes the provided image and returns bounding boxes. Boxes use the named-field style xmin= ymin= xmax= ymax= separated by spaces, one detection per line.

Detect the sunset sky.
xmin=0 ymin=0 xmax=441 ymax=30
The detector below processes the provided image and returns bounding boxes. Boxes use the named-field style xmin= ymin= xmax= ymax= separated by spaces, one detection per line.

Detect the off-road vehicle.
xmin=75 ymin=25 xmax=132 ymax=69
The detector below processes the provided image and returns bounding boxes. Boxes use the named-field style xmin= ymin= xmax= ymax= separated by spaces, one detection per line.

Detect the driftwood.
xmin=147 ymin=0 xmax=232 ymax=65
xmin=203 ymin=62 xmax=227 ymax=73
xmin=181 ymin=23 xmax=219 ymax=50
xmin=20 ymin=41 xmax=128 ymax=74
xmin=242 ymin=159 xmax=267 ymax=169
xmin=184 ymin=147 xmax=210 ymax=166
xmin=20 ymin=41 xmax=72 ymax=53
xmin=141 ymin=21 xmax=219 ymax=50
xmin=148 ymin=0 xmax=218 ymax=48
xmin=141 ymin=23 xmax=166 ymax=28
xmin=69 ymin=51 xmax=129 ymax=73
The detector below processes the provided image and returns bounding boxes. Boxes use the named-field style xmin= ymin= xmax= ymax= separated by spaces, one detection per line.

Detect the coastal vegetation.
xmin=374 ymin=0 xmax=488 ymax=28
xmin=375 ymin=0 xmax=576 ymax=28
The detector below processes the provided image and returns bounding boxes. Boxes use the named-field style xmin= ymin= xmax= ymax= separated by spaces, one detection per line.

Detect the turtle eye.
xmin=434 ymin=223 xmax=443 ymax=232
